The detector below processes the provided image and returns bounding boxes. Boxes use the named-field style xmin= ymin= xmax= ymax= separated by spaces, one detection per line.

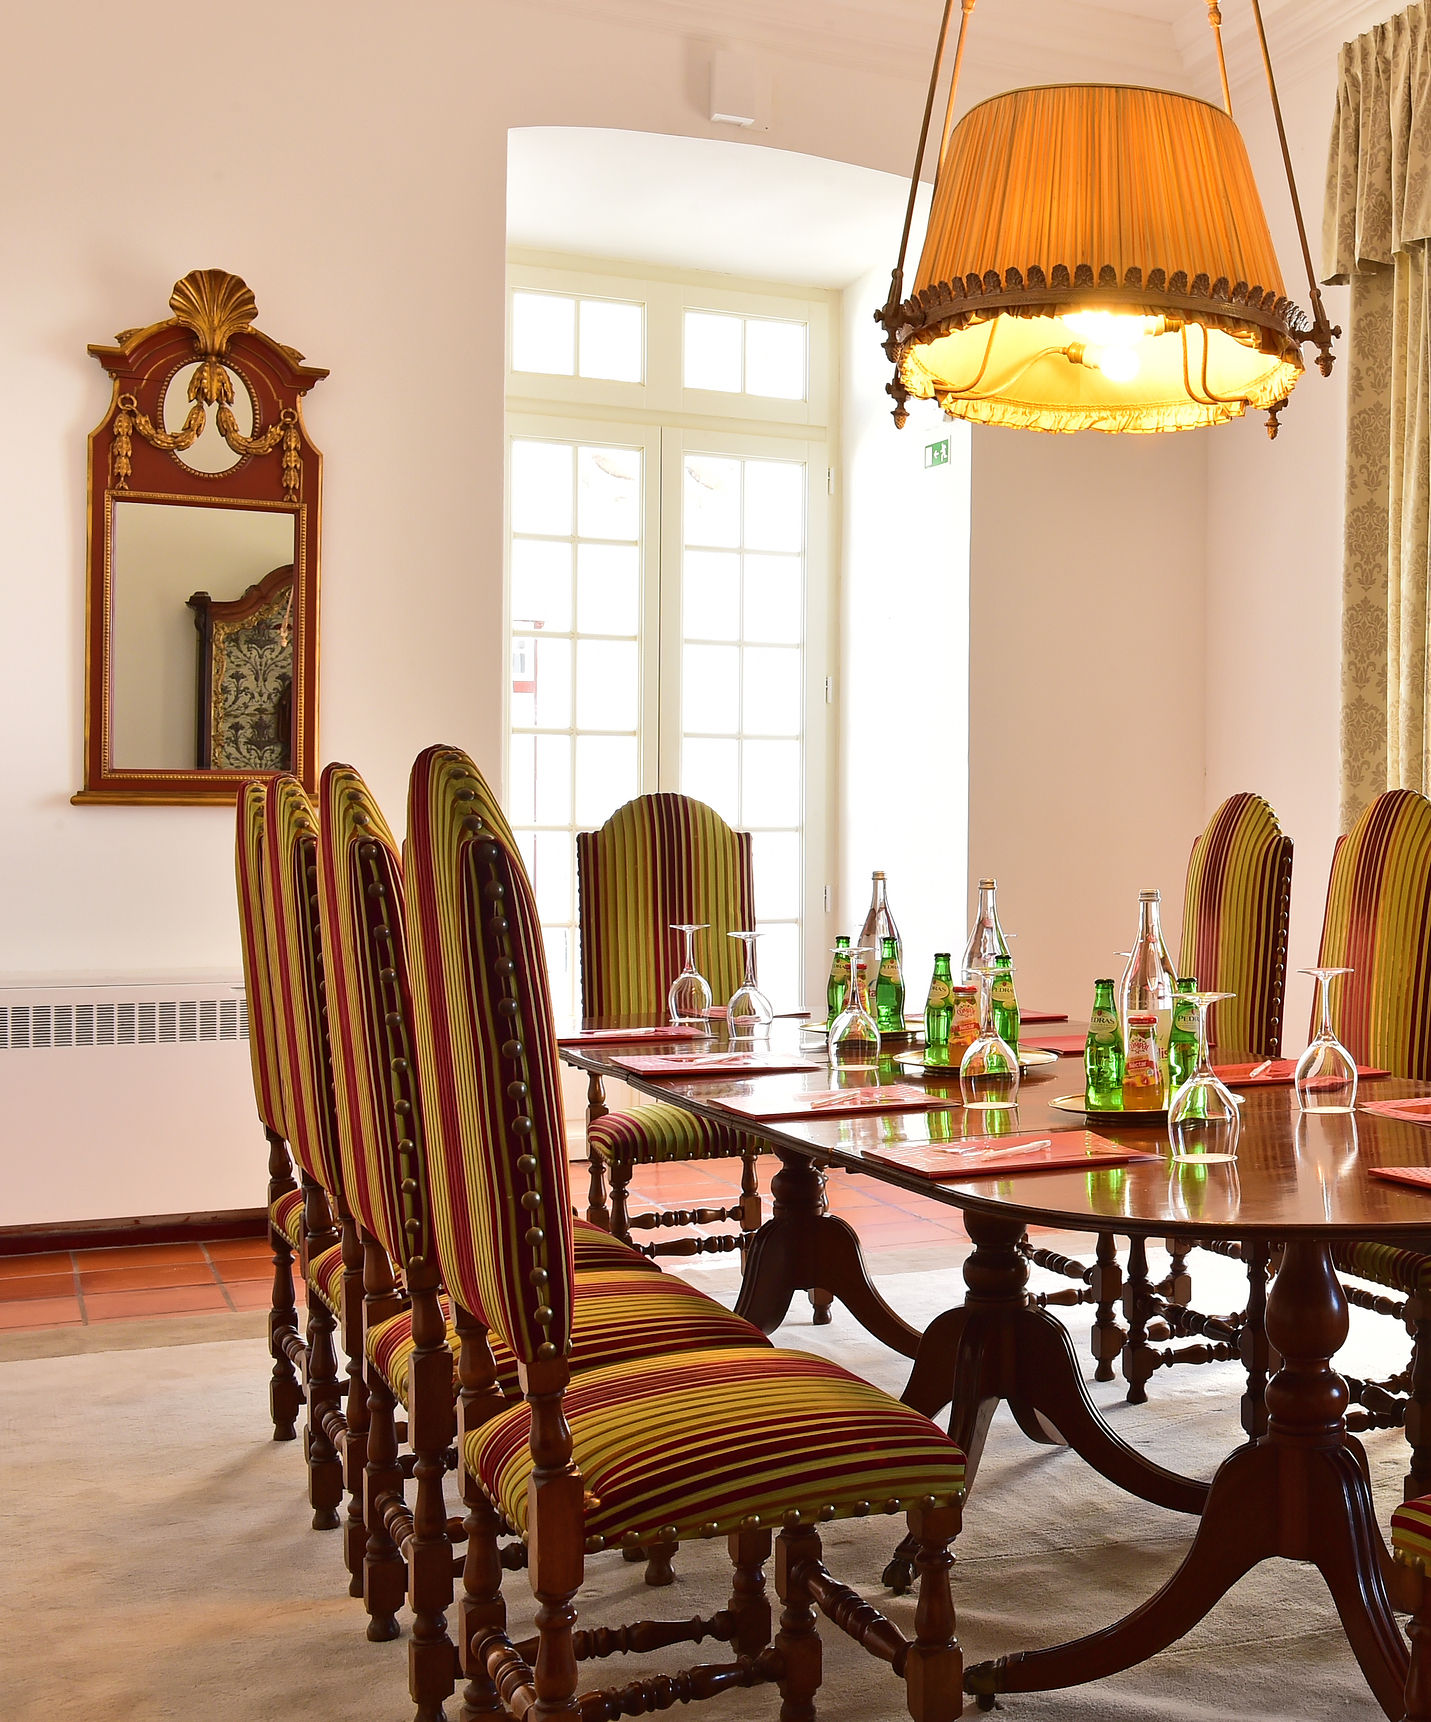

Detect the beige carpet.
xmin=1 ymin=1240 xmax=1410 ymax=1721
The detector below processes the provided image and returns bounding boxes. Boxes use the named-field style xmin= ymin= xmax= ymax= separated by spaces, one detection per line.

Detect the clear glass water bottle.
xmin=859 ymin=872 xmax=901 ymax=970
xmin=1119 ymin=888 xmax=1177 ymax=1049
xmin=962 ymin=877 xmax=1011 ymax=981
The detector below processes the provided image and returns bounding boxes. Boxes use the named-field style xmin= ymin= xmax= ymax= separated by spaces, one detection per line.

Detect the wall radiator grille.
xmin=0 ymin=998 xmax=249 ymax=1050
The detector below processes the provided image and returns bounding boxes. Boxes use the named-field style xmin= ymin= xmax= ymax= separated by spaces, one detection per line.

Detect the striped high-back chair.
xmin=404 ymin=744 xmax=969 ymax=1722
xmin=1315 ymin=789 xmax=1431 ymax=1077
xmin=236 ymin=782 xmax=304 ymax=1443
xmin=263 ymin=774 xmax=353 ymax=1534
xmin=576 ymin=793 xmax=771 ymax=1263
xmin=578 ymin=793 xmax=756 ymax=1016
xmin=1179 ymin=792 xmax=1294 ymax=1058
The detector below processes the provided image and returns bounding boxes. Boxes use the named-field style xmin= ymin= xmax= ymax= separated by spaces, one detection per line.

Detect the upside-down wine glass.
xmin=667 ymin=923 xmax=712 ymax=1024
xmin=727 ymin=931 xmax=774 ymax=1041
xmin=1295 ymin=966 xmax=1358 ymax=1113
xmin=1167 ymin=991 xmax=1240 ymax=1163
xmin=959 ymin=965 xmax=1020 ymax=1111
xmin=828 ymin=947 xmax=880 ymax=1067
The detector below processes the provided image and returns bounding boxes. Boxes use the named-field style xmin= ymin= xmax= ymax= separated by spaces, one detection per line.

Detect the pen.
xmin=941 ymin=1138 xmax=1053 ymax=1158
xmin=1249 ymin=1060 xmax=1274 ymax=1079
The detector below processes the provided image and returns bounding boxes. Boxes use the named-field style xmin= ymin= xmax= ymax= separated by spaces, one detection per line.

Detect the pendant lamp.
xmin=877 ymin=0 xmax=1338 ymax=437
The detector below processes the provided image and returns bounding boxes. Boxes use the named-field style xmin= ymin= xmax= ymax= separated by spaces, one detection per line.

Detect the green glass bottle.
xmin=875 ymin=935 xmax=906 ymax=1033
xmin=990 ymin=954 xmax=1020 ymax=1054
xmin=925 ymin=953 xmax=954 ymax=1048
xmin=1168 ymin=976 xmax=1199 ymax=1091
xmin=1084 ymin=979 xmax=1124 ymax=1110
xmin=826 ymin=936 xmax=852 ymax=1028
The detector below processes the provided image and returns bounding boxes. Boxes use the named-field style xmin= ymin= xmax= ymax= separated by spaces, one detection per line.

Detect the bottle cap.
xmin=935 ymin=951 xmax=950 ymax=960
xmin=1095 ymin=977 xmax=1114 ymax=986
xmin=872 ymin=870 xmax=885 ymax=879
xmin=1128 ymin=1011 xmax=1158 ymax=1024
xmin=1139 ymin=888 xmax=1161 ymax=901
xmin=1178 ymin=976 xmax=1196 ymax=988
xmin=951 ymin=984 xmax=977 ymax=995
xmin=979 ymin=877 xmax=996 ymax=888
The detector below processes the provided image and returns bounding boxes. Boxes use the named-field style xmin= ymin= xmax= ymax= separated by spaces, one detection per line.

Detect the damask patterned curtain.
xmin=1324 ymin=2 xmax=1431 ymax=828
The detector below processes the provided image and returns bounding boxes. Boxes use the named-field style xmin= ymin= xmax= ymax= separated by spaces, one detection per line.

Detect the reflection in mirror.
xmin=110 ymin=501 xmax=296 ymax=769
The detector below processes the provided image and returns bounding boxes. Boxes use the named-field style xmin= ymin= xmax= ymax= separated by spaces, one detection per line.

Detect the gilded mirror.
xmin=77 ymin=269 xmax=326 ymax=804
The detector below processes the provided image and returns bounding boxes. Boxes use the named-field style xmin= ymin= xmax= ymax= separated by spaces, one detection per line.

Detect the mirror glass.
xmin=110 ymin=500 xmax=297 ymax=770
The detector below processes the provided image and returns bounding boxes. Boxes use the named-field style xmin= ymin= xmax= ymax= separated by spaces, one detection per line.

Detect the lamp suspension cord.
xmin=1246 ymin=0 xmax=1338 ymax=374
xmin=1206 ymin=1 xmax=1232 ymax=114
xmin=887 ymin=0 xmax=976 ymax=318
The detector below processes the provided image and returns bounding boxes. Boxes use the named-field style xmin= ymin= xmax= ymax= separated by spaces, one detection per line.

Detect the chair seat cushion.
xmin=269 ymin=1188 xmax=305 ymax=1249
xmin=572 ymin=1217 xmax=658 ymax=1272
xmin=590 ymin=1102 xmax=760 ymax=1165
xmin=467 ymin=1348 xmax=967 ymax=1548
xmin=308 ymin=1242 xmax=345 ymax=1315
xmin=368 ymin=1270 xmax=768 ymax=1408
xmin=1392 ymin=1496 xmax=1431 ymax=1564
xmin=1332 ymin=1240 xmax=1431 ymax=1300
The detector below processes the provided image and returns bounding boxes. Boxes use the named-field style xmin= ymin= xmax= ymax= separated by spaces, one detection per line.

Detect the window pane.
xmin=577 ymin=445 xmax=641 ymax=541
xmin=742 ymin=739 xmax=800 ymax=826
xmin=755 ymin=922 xmax=801 ymax=1010
xmin=531 ymin=830 xmax=574 ymax=922
xmin=685 ymin=311 xmax=742 ymax=392
xmin=744 ymin=460 xmax=804 ymax=552
xmin=742 ymin=646 xmax=801 ymax=737
xmin=579 ymin=299 xmax=643 ymax=383
xmin=533 ymin=636 xmax=572 ymax=730
xmin=508 ymin=733 xmax=536 ymax=825
xmin=682 ymin=738 xmax=740 ymax=826
xmin=683 ymin=643 xmax=740 ymax=735
xmin=683 ymin=550 xmax=740 ymax=642
xmin=684 ymin=455 xmax=741 ymax=549
xmin=510 ymin=635 xmax=538 ymax=727
xmin=511 ymin=538 xmax=572 ymax=632
xmin=575 ymin=639 xmax=638 ymax=730
xmin=744 ymin=318 xmax=806 ymax=400
xmin=543 ymin=925 xmax=576 ymax=1021
xmin=533 ymin=734 xmax=572 ymax=827
xmin=575 ymin=735 xmax=638 ymax=826
xmin=512 ymin=292 xmax=575 ymax=376
xmin=576 ymin=544 xmax=639 ymax=636
xmin=510 ymin=439 xmax=573 ymax=537
xmin=742 ymin=554 xmax=801 ymax=643
xmin=752 ymin=830 xmax=802 ymax=919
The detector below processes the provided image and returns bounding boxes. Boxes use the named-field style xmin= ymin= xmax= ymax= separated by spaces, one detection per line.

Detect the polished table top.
xmin=559 ymin=1016 xmax=1431 ymax=1240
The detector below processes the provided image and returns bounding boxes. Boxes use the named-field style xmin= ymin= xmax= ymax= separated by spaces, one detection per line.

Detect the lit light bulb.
xmin=1062 ymin=311 xmax=1160 ymax=385
xmin=1092 ymin=344 xmax=1141 ymax=383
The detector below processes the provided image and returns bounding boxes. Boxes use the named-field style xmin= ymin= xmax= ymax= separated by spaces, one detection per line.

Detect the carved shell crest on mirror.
xmin=77 ymin=269 xmax=328 ymax=805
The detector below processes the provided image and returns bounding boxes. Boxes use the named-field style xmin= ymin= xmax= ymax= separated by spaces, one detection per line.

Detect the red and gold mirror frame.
xmin=75 ymin=268 xmax=327 ymax=804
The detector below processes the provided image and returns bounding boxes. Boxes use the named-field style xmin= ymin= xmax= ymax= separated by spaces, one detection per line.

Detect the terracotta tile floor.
xmin=0 ymin=1159 xmax=972 ymax=1332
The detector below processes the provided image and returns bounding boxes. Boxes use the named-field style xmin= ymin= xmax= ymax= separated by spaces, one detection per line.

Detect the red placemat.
xmin=711 ymin=1082 xmax=955 ymax=1123
xmin=1369 ymin=1165 xmax=1431 ymax=1190
xmin=557 ymin=1025 xmax=706 ymax=1046
xmin=1213 ymin=1059 xmax=1388 ymax=1086
xmin=1362 ymin=1096 xmax=1431 ymax=1125
xmin=1020 ymin=1010 xmax=1070 ymax=1025
xmin=863 ymin=1130 xmax=1159 ymax=1181
xmin=1025 ymin=1034 xmax=1087 ymax=1055
xmin=612 ymin=1053 xmax=823 ymax=1078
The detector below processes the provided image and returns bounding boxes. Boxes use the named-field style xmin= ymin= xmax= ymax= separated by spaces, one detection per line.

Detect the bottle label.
xmin=880 ymin=959 xmax=902 ymax=983
xmin=1172 ymin=1000 xmax=1196 ymax=1037
xmin=830 ymin=956 xmax=851 ymax=983
xmin=1089 ymin=1008 xmax=1120 ymax=1044
xmin=951 ymin=997 xmax=980 ymax=1038
xmin=992 ymin=976 xmax=1016 ymax=1008
xmin=1124 ymin=1026 xmax=1162 ymax=1087
xmin=925 ymin=977 xmax=951 ymax=1007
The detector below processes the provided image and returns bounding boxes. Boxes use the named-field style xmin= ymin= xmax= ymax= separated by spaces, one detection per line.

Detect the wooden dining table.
xmin=559 ymin=1015 xmax=1431 ymax=1719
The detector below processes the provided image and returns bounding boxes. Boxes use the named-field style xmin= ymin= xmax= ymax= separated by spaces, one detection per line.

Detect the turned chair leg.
xmin=726 ymin=1527 xmax=773 ymax=1655
xmin=267 ymin=1220 xmax=302 ymax=1442
xmin=904 ymin=1504 xmax=963 ymax=1722
xmin=609 ymin=1152 xmax=635 ymax=1245
xmin=304 ymin=1291 xmax=345 ymax=1531
xmin=340 ymin=1224 xmax=371 ymax=1599
xmin=457 ymin=1485 xmax=507 ymax=1722
xmin=363 ymin=1366 xmax=407 ymax=1642
xmin=774 ymin=1526 xmax=823 ymax=1722
xmin=586 ymin=1072 xmax=612 ymax=1230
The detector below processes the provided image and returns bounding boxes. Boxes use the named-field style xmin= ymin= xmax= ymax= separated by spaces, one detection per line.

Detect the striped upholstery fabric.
xmin=469 ymin=1349 xmax=967 ymax=1547
xmin=577 ymin=795 xmax=756 ymax=1017
xmin=1315 ymin=789 xmax=1431 ymax=1077
xmin=269 ymin=1188 xmax=305 ymax=1248
xmin=589 ymin=1102 xmax=756 ymax=1166
xmin=236 ymin=783 xmax=288 ymax=1140
xmin=1179 ymin=792 xmax=1293 ymax=1058
xmin=405 ymin=746 xmax=576 ymax=1364
xmin=1332 ymin=1239 xmax=1431 ymax=1300
xmin=367 ymin=1268 xmax=768 ymax=1407
xmin=309 ymin=1242 xmax=346 ymax=1315
xmin=264 ymin=777 xmax=346 ymax=1204
xmin=316 ymin=764 xmax=416 ymax=1268
xmin=1393 ymin=1496 xmax=1431 ymax=1565
xmin=571 ymin=1217 xmax=657 ymax=1272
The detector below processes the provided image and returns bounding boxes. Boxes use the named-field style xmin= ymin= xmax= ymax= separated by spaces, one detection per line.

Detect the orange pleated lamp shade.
xmin=883 ymin=84 xmax=1306 ymax=433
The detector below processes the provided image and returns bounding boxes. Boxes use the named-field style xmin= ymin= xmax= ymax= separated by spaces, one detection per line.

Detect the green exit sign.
xmin=924 ymin=438 xmax=950 ymax=468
